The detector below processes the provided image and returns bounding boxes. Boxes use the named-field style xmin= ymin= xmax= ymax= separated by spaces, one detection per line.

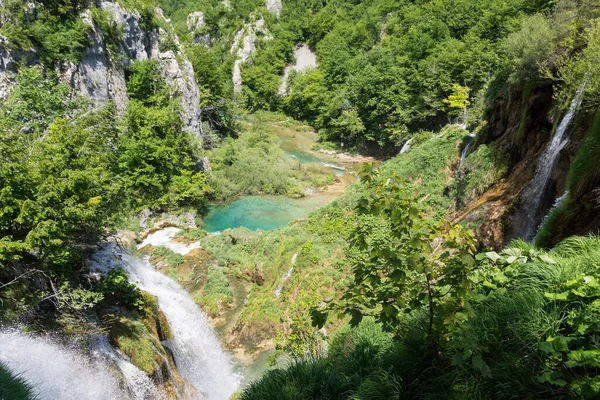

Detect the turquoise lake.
xmin=202 ymin=119 xmax=359 ymax=233
xmin=202 ymin=194 xmax=339 ymax=232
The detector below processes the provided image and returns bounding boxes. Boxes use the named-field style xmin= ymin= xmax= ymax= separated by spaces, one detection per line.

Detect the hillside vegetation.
xmin=1 ymin=0 xmax=600 ymax=398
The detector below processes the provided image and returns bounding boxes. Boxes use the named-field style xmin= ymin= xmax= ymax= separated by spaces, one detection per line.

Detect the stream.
xmin=92 ymin=241 xmax=241 ymax=400
xmin=202 ymin=122 xmax=357 ymax=232
xmin=0 ymin=121 xmax=357 ymax=400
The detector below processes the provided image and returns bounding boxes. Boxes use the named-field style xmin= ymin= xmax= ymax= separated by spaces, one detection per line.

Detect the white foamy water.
xmin=520 ymin=82 xmax=586 ymax=240
xmin=138 ymin=227 xmax=201 ymax=255
xmin=90 ymin=335 xmax=166 ymax=400
xmin=400 ymin=138 xmax=413 ymax=154
xmin=92 ymin=242 xmax=241 ymax=400
xmin=459 ymin=140 xmax=473 ymax=168
xmin=0 ymin=330 xmax=123 ymax=400
xmin=275 ymin=253 xmax=297 ymax=298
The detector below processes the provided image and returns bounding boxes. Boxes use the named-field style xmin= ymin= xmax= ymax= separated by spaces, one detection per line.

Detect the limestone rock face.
xmin=187 ymin=11 xmax=205 ymax=31
xmin=0 ymin=36 xmax=16 ymax=100
xmin=265 ymin=0 xmax=282 ymax=17
xmin=230 ymin=17 xmax=271 ymax=92
xmin=0 ymin=0 xmax=203 ymax=140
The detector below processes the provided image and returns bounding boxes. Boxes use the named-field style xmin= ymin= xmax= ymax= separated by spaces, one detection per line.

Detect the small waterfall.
xmin=90 ymin=335 xmax=166 ymax=400
xmin=535 ymin=191 xmax=569 ymax=236
xmin=92 ymin=243 xmax=241 ymax=400
xmin=0 ymin=330 xmax=123 ymax=400
xmin=459 ymin=141 xmax=472 ymax=168
xmin=275 ymin=253 xmax=297 ymax=298
xmin=520 ymin=83 xmax=586 ymax=240
xmin=399 ymin=138 xmax=413 ymax=154
xmin=138 ymin=227 xmax=201 ymax=255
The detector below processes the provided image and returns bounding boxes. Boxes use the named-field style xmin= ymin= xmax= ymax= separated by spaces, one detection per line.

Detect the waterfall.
xmin=535 ymin=191 xmax=569 ymax=235
xmin=0 ymin=330 xmax=123 ymax=400
xmin=138 ymin=227 xmax=200 ymax=255
xmin=91 ymin=243 xmax=241 ymax=400
xmin=90 ymin=335 xmax=166 ymax=400
xmin=275 ymin=252 xmax=298 ymax=298
xmin=400 ymin=138 xmax=413 ymax=154
xmin=520 ymin=83 xmax=586 ymax=240
xmin=459 ymin=141 xmax=472 ymax=168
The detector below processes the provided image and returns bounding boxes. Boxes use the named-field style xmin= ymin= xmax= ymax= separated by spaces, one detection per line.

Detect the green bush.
xmin=100 ymin=268 xmax=144 ymax=310
xmin=244 ymin=236 xmax=600 ymax=399
xmin=151 ymin=246 xmax=185 ymax=268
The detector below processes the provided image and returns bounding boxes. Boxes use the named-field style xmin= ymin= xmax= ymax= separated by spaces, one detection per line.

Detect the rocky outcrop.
xmin=0 ymin=36 xmax=15 ymax=100
xmin=266 ymin=0 xmax=282 ymax=17
xmin=109 ymin=291 xmax=199 ymax=399
xmin=453 ymin=80 xmax=596 ymax=249
xmin=230 ymin=17 xmax=271 ymax=92
xmin=278 ymin=44 xmax=318 ymax=95
xmin=1 ymin=1 xmax=203 ymax=140
xmin=187 ymin=11 xmax=205 ymax=31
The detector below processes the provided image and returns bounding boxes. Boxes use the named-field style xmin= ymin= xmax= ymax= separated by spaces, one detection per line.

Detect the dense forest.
xmin=1 ymin=0 xmax=600 ymax=399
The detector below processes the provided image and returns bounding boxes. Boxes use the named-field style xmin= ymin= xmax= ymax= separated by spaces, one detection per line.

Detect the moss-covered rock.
xmin=110 ymin=317 xmax=159 ymax=375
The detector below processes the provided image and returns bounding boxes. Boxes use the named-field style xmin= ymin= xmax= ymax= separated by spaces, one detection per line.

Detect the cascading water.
xmin=91 ymin=243 xmax=241 ymax=400
xmin=536 ymin=191 xmax=569 ymax=235
xmin=138 ymin=227 xmax=201 ymax=255
xmin=459 ymin=141 xmax=472 ymax=168
xmin=0 ymin=330 xmax=123 ymax=400
xmin=519 ymin=83 xmax=586 ymax=240
xmin=400 ymin=138 xmax=413 ymax=154
xmin=275 ymin=252 xmax=298 ymax=298
xmin=90 ymin=335 xmax=167 ymax=400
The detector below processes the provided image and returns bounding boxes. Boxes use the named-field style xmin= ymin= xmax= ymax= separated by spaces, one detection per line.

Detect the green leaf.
xmin=472 ymin=355 xmax=492 ymax=378
xmin=409 ymin=206 xmax=420 ymax=219
xmin=349 ymin=309 xmax=363 ymax=327
xmin=544 ymin=291 xmax=570 ymax=301
xmin=506 ymin=256 xmax=518 ymax=264
xmin=310 ymin=309 xmax=328 ymax=328
xmin=390 ymin=269 xmax=406 ymax=283
xmin=451 ymin=350 xmax=470 ymax=366
xmin=552 ymin=336 xmax=569 ymax=352
xmin=538 ymin=254 xmax=556 ymax=264
xmin=538 ymin=341 xmax=555 ymax=355
xmin=485 ymin=251 xmax=501 ymax=263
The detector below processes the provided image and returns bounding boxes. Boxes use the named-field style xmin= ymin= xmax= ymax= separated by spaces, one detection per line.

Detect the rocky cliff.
xmin=0 ymin=0 xmax=203 ymax=140
xmin=454 ymin=80 xmax=598 ymax=249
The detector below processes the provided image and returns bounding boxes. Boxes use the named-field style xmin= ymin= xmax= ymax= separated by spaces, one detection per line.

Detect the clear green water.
xmin=202 ymin=194 xmax=338 ymax=232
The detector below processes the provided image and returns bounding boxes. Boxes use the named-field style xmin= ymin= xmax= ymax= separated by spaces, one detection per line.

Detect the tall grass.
xmin=242 ymin=236 xmax=600 ymax=399
xmin=0 ymin=362 xmax=36 ymax=400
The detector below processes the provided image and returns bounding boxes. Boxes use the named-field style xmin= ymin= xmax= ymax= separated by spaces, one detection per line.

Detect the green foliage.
xmin=314 ymin=168 xmax=478 ymax=346
xmin=0 ymin=68 xmax=121 ymax=271
xmin=110 ymin=317 xmax=159 ymax=374
xmin=150 ymin=246 xmax=185 ymax=268
xmin=196 ymin=269 xmax=233 ymax=316
xmin=2 ymin=0 xmax=91 ymax=65
xmin=245 ymin=234 xmax=600 ymax=399
xmin=175 ymin=228 xmax=207 ymax=241
xmin=450 ymin=142 xmax=508 ymax=209
xmin=0 ymin=362 xmax=35 ymax=400
xmin=208 ymin=113 xmax=333 ymax=201
xmin=242 ymin=0 xmax=550 ymax=151
xmin=444 ymin=83 xmax=471 ymax=117
xmin=100 ymin=268 xmax=144 ymax=310
xmin=119 ymin=60 xmax=211 ymax=211
xmin=377 ymin=126 xmax=464 ymax=219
